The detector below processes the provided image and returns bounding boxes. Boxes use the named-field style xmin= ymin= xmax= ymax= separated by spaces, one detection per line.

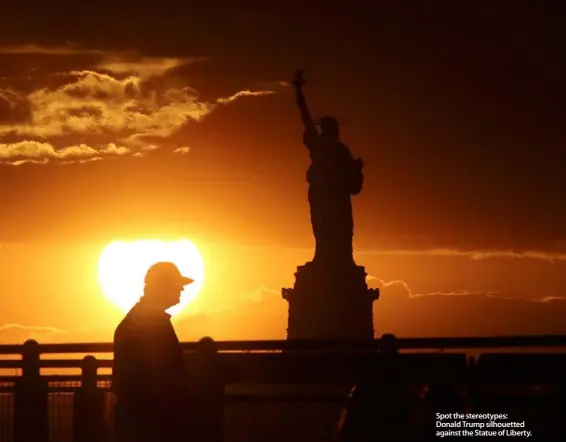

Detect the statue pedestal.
xmin=282 ymin=261 xmax=379 ymax=340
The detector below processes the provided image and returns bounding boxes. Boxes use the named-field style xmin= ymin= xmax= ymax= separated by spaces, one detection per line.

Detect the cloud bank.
xmin=366 ymin=277 xmax=566 ymax=337
xmin=0 ymin=323 xmax=66 ymax=344
xmin=358 ymin=248 xmax=566 ymax=262
xmin=0 ymin=44 xmax=278 ymax=165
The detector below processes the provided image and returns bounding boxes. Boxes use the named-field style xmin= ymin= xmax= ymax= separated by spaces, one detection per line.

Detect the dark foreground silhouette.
xmin=8 ymin=335 xmax=566 ymax=442
xmin=113 ymin=262 xmax=195 ymax=442
xmin=334 ymin=335 xmax=566 ymax=442
xmin=335 ymin=335 xmax=413 ymax=442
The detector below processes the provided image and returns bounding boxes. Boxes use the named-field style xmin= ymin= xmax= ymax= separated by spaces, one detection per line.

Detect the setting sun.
xmin=98 ymin=239 xmax=204 ymax=316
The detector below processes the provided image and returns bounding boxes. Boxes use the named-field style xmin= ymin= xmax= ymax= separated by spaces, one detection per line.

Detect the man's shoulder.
xmin=114 ymin=321 xmax=132 ymax=347
xmin=114 ymin=306 xmax=173 ymax=344
xmin=114 ymin=308 xmax=144 ymax=343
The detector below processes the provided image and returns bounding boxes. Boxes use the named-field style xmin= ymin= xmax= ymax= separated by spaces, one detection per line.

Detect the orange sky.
xmin=0 ymin=3 xmax=565 ymax=344
xmin=2 ymin=239 xmax=566 ymax=344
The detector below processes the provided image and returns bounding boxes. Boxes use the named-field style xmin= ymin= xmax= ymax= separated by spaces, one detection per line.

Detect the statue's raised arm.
xmin=292 ymin=70 xmax=316 ymax=132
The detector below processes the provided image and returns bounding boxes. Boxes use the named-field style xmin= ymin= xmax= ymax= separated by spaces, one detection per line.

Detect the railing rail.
xmin=3 ymin=334 xmax=566 ymax=355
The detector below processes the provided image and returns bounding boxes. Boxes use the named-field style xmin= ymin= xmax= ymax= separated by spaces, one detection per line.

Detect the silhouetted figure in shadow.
xmin=425 ymin=383 xmax=463 ymax=412
xmin=113 ymin=262 xmax=194 ymax=442
xmin=189 ymin=337 xmax=225 ymax=442
xmin=422 ymin=382 xmax=464 ymax=441
xmin=292 ymin=70 xmax=364 ymax=266
xmin=335 ymin=334 xmax=413 ymax=441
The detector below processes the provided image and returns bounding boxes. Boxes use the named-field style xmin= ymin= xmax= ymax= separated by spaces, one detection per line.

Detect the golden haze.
xmin=98 ymin=239 xmax=205 ymax=316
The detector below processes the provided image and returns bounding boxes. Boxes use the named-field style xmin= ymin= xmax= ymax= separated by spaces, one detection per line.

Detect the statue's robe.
xmin=303 ymin=127 xmax=361 ymax=264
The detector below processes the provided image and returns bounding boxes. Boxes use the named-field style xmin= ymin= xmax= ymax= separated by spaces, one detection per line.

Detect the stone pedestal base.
xmin=282 ymin=261 xmax=379 ymax=340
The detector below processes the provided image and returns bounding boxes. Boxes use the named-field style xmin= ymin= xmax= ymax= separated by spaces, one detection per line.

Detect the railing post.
xmin=14 ymin=339 xmax=48 ymax=442
xmin=467 ymin=355 xmax=477 ymax=413
xmin=73 ymin=355 xmax=105 ymax=442
xmin=379 ymin=333 xmax=399 ymax=355
xmin=192 ymin=337 xmax=225 ymax=442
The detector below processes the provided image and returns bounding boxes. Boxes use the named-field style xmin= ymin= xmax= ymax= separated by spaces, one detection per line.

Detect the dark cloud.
xmin=0 ymin=45 xmax=281 ymax=165
xmin=0 ymin=89 xmax=32 ymax=124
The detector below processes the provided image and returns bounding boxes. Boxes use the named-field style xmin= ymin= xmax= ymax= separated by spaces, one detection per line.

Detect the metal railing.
xmin=1 ymin=335 xmax=566 ymax=442
xmin=3 ymin=333 xmax=566 ymax=354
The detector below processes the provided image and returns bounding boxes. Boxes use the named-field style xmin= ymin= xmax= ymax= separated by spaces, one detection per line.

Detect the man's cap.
xmin=144 ymin=262 xmax=194 ymax=286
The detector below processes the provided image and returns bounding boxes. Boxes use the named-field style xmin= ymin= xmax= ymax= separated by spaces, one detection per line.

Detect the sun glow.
xmin=98 ymin=239 xmax=204 ymax=316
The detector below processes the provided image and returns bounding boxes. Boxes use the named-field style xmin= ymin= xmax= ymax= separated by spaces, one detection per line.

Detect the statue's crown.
xmin=316 ymin=115 xmax=340 ymax=126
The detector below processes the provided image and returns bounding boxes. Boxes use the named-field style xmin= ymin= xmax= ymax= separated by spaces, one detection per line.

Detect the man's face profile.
xmin=143 ymin=262 xmax=193 ymax=310
xmin=161 ymin=280 xmax=185 ymax=308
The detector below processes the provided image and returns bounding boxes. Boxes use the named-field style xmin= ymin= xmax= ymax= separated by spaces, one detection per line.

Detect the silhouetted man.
xmin=335 ymin=334 xmax=414 ymax=442
xmin=113 ymin=262 xmax=194 ymax=442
